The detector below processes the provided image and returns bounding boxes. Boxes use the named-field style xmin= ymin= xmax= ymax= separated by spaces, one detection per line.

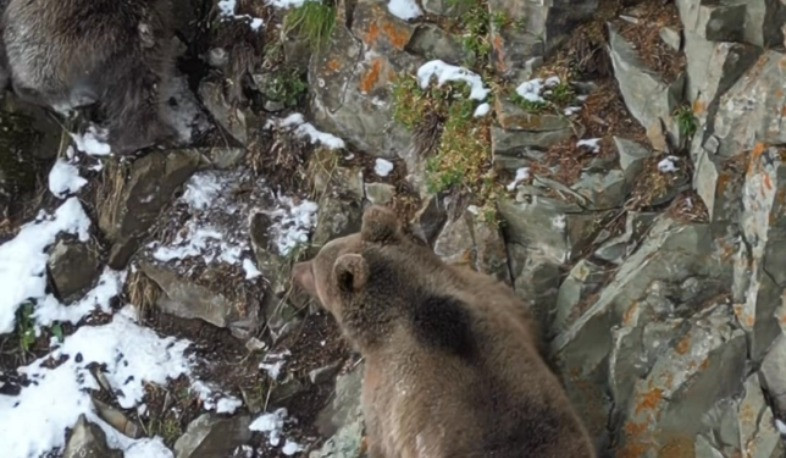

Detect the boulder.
xmin=311 ymin=364 xmax=365 ymax=458
xmin=47 ymin=239 xmax=102 ymax=302
xmin=761 ymin=335 xmax=786 ymax=414
xmin=552 ymin=215 xmax=733 ymax=447
xmin=433 ymin=208 xmax=510 ymax=283
xmin=711 ymin=51 xmax=786 ymax=159
xmin=98 ymin=149 xmax=201 ymax=269
xmin=616 ymin=305 xmax=746 ymax=456
xmin=608 ymin=26 xmax=685 ymax=144
xmin=174 ymin=414 xmax=252 ymax=458
xmin=309 ymin=0 xmax=420 ymax=159
xmin=139 ymin=169 xmax=283 ymax=339
xmin=64 ymin=415 xmax=121 ymax=458
xmin=732 ymin=148 xmax=786 ymax=360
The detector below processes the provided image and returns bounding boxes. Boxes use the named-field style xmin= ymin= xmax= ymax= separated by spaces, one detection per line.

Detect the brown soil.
xmin=539 ymin=79 xmax=647 ymax=186
xmin=615 ymin=1 xmax=686 ymax=83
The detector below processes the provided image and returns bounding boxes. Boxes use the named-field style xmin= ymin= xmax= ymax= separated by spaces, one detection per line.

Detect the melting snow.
xmin=0 ymin=198 xmax=91 ymax=334
xmin=387 ymin=0 xmax=422 ymax=20
xmin=577 ymin=138 xmax=602 ymax=154
xmin=473 ymin=102 xmax=491 ymax=118
xmin=266 ymin=0 xmax=315 ymax=8
xmin=374 ymin=158 xmax=395 ymax=177
xmin=181 ymin=172 xmax=226 ymax=211
xmin=776 ymin=419 xmax=786 ymax=435
xmin=260 ymin=350 xmax=290 ymax=381
xmin=33 ymin=268 xmax=126 ymax=328
xmin=515 ymin=78 xmax=545 ymax=103
xmin=658 ymin=156 xmax=680 ymax=173
xmin=70 ymin=126 xmax=111 ymax=156
xmin=267 ymin=197 xmax=319 ymax=256
xmin=216 ymin=396 xmax=244 ymax=415
xmin=48 ymin=159 xmax=88 ymax=199
xmin=151 ymin=222 xmax=244 ymax=265
xmin=506 ymin=167 xmax=531 ymax=192
xmin=564 ymin=106 xmax=582 ymax=116
xmin=217 ymin=0 xmax=264 ymax=30
xmin=273 ymin=113 xmax=346 ymax=150
xmin=243 ymin=258 xmax=262 ymax=280
xmin=417 ymin=60 xmax=490 ymax=101
xmin=250 ymin=407 xmax=304 ymax=454
xmin=0 ymin=306 xmax=193 ymax=457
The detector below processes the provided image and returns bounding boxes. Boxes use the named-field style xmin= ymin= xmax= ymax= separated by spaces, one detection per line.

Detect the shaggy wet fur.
xmin=1 ymin=0 xmax=176 ymax=153
xmin=293 ymin=205 xmax=596 ymax=457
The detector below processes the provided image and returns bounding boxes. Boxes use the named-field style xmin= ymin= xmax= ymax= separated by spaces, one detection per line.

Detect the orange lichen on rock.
xmin=623 ymin=302 xmax=640 ymax=326
xmin=325 ymin=58 xmax=342 ymax=73
xmin=748 ymin=143 xmax=768 ymax=175
xmin=360 ymin=58 xmax=384 ymax=94
xmin=364 ymin=23 xmax=380 ymax=46
xmin=493 ymin=34 xmax=507 ymax=72
xmin=674 ymin=336 xmax=691 ymax=355
xmin=692 ymin=99 xmax=706 ymax=116
xmin=382 ymin=22 xmax=410 ymax=50
xmin=636 ymin=388 xmax=664 ymax=415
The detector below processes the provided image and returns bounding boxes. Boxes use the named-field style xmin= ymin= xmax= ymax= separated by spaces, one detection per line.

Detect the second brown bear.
xmin=1 ymin=0 xmax=177 ymax=153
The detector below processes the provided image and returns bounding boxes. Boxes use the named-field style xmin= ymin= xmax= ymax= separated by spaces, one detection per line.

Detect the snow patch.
xmin=0 ymin=306 xmax=193 ymax=457
xmin=243 ymin=258 xmax=262 ymax=280
xmin=217 ymin=0 xmax=264 ymax=30
xmin=515 ymin=78 xmax=545 ymax=103
xmin=776 ymin=418 xmax=786 ymax=435
xmin=374 ymin=158 xmax=395 ymax=177
xmin=216 ymin=396 xmax=244 ymax=415
xmin=48 ymin=159 xmax=88 ymax=199
xmin=34 ymin=268 xmax=127 ymax=328
xmin=387 ymin=0 xmax=421 ymax=20
xmin=506 ymin=167 xmax=530 ymax=192
xmin=266 ymin=0 xmax=315 ymax=8
xmin=267 ymin=197 xmax=319 ymax=257
xmin=250 ymin=407 xmax=305 ymax=454
xmin=473 ymin=102 xmax=491 ymax=118
xmin=564 ymin=106 xmax=582 ymax=116
xmin=273 ymin=113 xmax=346 ymax=150
xmin=70 ymin=126 xmax=111 ymax=156
xmin=577 ymin=138 xmax=602 ymax=154
xmin=0 ymin=198 xmax=91 ymax=334
xmin=658 ymin=156 xmax=680 ymax=173
xmin=151 ymin=222 xmax=244 ymax=265
xmin=417 ymin=60 xmax=490 ymax=101
xmin=181 ymin=172 xmax=227 ymax=211
xmin=260 ymin=350 xmax=290 ymax=380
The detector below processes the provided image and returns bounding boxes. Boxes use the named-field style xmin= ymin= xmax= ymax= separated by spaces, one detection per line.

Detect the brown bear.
xmin=1 ymin=0 xmax=176 ymax=153
xmin=293 ymin=205 xmax=595 ymax=458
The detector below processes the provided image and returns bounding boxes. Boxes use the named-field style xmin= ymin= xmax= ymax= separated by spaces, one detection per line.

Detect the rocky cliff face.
xmin=0 ymin=0 xmax=785 ymax=457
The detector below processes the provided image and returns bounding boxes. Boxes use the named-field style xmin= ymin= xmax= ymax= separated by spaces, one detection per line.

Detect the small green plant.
xmin=284 ymin=1 xmax=336 ymax=51
xmin=260 ymin=70 xmax=308 ymax=108
xmin=511 ymin=94 xmax=548 ymax=113
xmin=16 ymin=302 xmax=36 ymax=352
xmin=492 ymin=11 xmax=510 ymax=30
xmin=148 ymin=416 xmax=182 ymax=446
xmin=548 ymin=82 xmax=575 ymax=106
xmin=392 ymin=77 xmax=429 ymax=130
xmin=461 ymin=5 xmax=491 ymax=69
xmin=674 ymin=105 xmax=698 ymax=138
xmin=425 ymin=97 xmax=490 ymax=194
xmin=51 ymin=323 xmax=64 ymax=343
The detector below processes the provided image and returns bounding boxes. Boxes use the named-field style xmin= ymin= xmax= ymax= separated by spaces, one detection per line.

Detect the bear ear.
xmin=292 ymin=261 xmax=317 ymax=297
xmin=333 ymin=254 xmax=368 ymax=293
xmin=361 ymin=205 xmax=401 ymax=244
